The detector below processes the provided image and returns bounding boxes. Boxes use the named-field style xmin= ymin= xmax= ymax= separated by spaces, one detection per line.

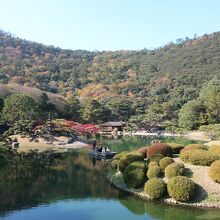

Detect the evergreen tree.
xmin=82 ymin=99 xmax=111 ymax=124
xmin=1 ymin=94 xmax=41 ymax=126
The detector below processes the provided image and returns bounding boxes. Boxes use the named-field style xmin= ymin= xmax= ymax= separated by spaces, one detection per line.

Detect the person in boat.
xmin=97 ymin=146 xmax=103 ymax=152
xmin=102 ymin=147 xmax=106 ymax=154
xmin=106 ymin=147 xmax=110 ymax=152
xmin=92 ymin=140 xmax=97 ymax=151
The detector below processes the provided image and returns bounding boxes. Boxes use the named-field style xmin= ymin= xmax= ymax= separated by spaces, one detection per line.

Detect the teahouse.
xmin=100 ymin=121 xmax=123 ymax=133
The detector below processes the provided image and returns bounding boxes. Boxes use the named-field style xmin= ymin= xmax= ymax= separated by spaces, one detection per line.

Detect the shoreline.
xmin=10 ymin=135 xmax=88 ymax=153
xmin=122 ymin=130 xmax=213 ymax=142
xmin=108 ymin=170 xmax=220 ymax=209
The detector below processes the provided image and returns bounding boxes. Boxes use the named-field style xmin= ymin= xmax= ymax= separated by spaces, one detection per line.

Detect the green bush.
xmin=165 ymin=163 xmax=185 ymax=178
xmin=144 ymin=178 xmax=166 ymax=199
xmin=179 ymin=150 xmax=195 ymax=163
xmin=123 ymin=161 xmax=146 ymax=188
xmin=167 ymin=176 xmax=196 ymax=202
xmin=148 ymin=161 xmax=159 ymax=168
xmin=159 ymin=157 xmax=174 ymax=170
xmin=147 ymin=165 xmax=162 ymax=179
xmin=147 ymin=143 xmax=173 ymax=157
xmin=180 ymin=149 xmax=219 ymax=166
xmin=209 ymin=160 xmax=220 ymax=183
xmin=113 ymin=151 xmax=128 ymax=161
xmin=111 ymin=160 xmax=119 ymax=170
xmin=118 ymin=152 xmax=144 ymax=173
xmin=208 ymin=145 xmax=220 ymax=156
xmin=180 ymin=144 xmax=207 ymax=153
xmin=147 ymin=154 xmax=164 ymax=163
xmin=167 ymin=143 xmax=185 ymax=154
xmin=189 ymin=149 xmax=219 ymax=166
xmin=137 ymin=147 xmax=148 ymax=157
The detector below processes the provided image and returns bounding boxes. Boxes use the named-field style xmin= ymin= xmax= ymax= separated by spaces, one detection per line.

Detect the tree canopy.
xmin=1 ymin=94 xmax=41 ymax=126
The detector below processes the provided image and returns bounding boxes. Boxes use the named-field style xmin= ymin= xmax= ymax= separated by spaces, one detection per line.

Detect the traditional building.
xmin=100 ymin=121 xmax=123 ymax=133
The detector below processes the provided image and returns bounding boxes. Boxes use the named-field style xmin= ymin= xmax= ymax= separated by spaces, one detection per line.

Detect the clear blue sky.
xmin=0 ymin=0 xmax=220 ymax=51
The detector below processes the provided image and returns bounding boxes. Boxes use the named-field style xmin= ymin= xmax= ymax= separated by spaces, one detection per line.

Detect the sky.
xmin=0 ymin=0 xmax=220 ymax=51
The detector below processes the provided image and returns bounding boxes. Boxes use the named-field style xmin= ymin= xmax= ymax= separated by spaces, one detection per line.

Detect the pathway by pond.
xmin=0 ymin=136 xmax=219 ymax=220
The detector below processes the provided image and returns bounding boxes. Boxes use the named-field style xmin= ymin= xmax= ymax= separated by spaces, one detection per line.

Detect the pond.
xmin=0 ymin=135 xmax=219 ymax=220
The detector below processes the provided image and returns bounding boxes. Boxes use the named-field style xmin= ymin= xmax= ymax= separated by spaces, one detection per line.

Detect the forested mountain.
xmin=0 ymin=29 xmax=220 ymax=130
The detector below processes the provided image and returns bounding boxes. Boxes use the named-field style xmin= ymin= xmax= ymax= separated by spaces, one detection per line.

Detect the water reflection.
xmin=97 ymin=135 xmax=200 ymax=152
xmin=0 ymin=150 xmax=118 ymax=218
xmin=119 ymin=193 xmax=220 ymax=220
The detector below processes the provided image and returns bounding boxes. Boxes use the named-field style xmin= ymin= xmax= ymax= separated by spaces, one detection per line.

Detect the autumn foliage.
xmin=147 ymin=143 xmax=173 ymax=158
xmin=35 ymin=119 xmax=100 ymax=136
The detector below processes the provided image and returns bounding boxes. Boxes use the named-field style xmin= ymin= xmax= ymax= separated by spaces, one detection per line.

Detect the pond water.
xmin=0 ymin=135 xmax=219 ymax=220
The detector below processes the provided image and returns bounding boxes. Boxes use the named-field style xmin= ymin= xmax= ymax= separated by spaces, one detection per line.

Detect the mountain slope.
xmin=0 ymin=29 xmax=220 ymax=101
xmin=0 ymin=83 xmax=67 ymax=112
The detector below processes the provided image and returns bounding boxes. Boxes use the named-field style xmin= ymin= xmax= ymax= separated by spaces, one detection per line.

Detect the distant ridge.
xmin=0 ymin=29 xmax=220 ymax=101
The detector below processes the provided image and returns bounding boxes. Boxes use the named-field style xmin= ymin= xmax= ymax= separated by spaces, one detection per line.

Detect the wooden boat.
xmin=88 ymin=149 xmax=117 ymax=159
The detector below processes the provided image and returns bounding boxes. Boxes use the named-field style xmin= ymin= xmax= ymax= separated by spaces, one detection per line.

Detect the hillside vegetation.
xmin=0 ymin=83 xmax=67 ymax=112
xmin=0 ymin=29 xmax=220 ymax=132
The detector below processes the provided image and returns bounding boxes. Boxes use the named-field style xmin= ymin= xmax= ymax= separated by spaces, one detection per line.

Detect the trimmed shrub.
xmin=180 ymin=144 xmax=207 ymax=153
xmin=165 ymin=163 xmax=185 ymax=178
xmin=118 ymin=152 xmax=144 ymax=173
xmin=208 ymin=145 xmax=220 ymax=156
xmin=180 ymin=150 xmax=195 ymax=163
xmin=148 ymin=161 xmax=159 ymax=168
xmin=123 ymin=161 xmax=146 ymax=188
xmin=209 ymin=160 xmax=220 ymax=183
xmin=189 ymin=149 xmax=219 ymax=166
xmin=167 ymin=143 xmax=185 ymax=154
xmin=147 ymin=165 xmax=162 ymax=179
xmin=137 ymin=147 xmax=148 ymax=157
xmin=180 ymin=149 xmax=219 ymax=166
xmin=147 ymin=143 xmax=173 ymax=157
xmin=159 ymin=157 xmax=174 ymax=170
xmin=113 ymin=151 xmax=128 ymax=161
xmin=144 ymin=178 xmax=166 ymax=199
xmin=111 ymin=160 xmax=119 ymax=170
xmin=147 ymin=154 xmax=164 ymax=163
xmin=167 ymin=176 xmax=196 ymax=202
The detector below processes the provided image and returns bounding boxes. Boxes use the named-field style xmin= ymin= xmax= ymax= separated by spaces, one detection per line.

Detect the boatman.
xmin=92 ymin=139 xmax=97 ymax=151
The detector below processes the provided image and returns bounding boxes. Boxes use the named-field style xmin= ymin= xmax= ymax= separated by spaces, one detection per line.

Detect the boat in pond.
xmin=88 ymin=149 xmax=117 ymax=159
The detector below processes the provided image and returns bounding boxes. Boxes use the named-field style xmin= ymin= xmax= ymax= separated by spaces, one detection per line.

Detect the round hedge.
xmin=118 ymin=152 xmax=144 ymax=173
xmin=208 ymin=145 xmax=220 ymax=156
xmin=137 ymin=147 xmax=148 ymax=157
xmin=147 ymin=143 xmax=173 ymax=158
xmin=148 ymin=161 xmax=159 ymax=168
xmin=147 ymin=154 xmax=164 ymax=163
xmin=159 ymin=157 xmax=174 ymax=170
xmin=180 ymin=144 xmax=207 ymax=153
xmin=165 ymin=163 xmax=185 ymax=179
xmin=209 ymin=160 xmax=220 ymax=183
xmin=179 ymin=150 xmax=194 ymax=163
xmin=147 ymin=165 xmax=161 ymax=179
xmin=167 ymin=143 xmax=185 ymax=154
xmin=189 ymin=149 xmax=219 ymax=166
xmin=113 ymin=151 xmax=128 ymax=161
xmin=111 ymin=160 xmax=119 ymax=170
xmin=144 ymin=178 xmax=166 ymax=199
xmin=123 ymin=161 xmax=146 ymax=188
xmin=167 ymin=176 xmax=196 ymax=202
xmin=180 ymin=149 xmax=219 ymax=166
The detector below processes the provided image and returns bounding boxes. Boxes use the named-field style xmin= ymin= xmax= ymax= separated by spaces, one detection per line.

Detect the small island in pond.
xmin=109 ymin=141 xmax=220 ymax=208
